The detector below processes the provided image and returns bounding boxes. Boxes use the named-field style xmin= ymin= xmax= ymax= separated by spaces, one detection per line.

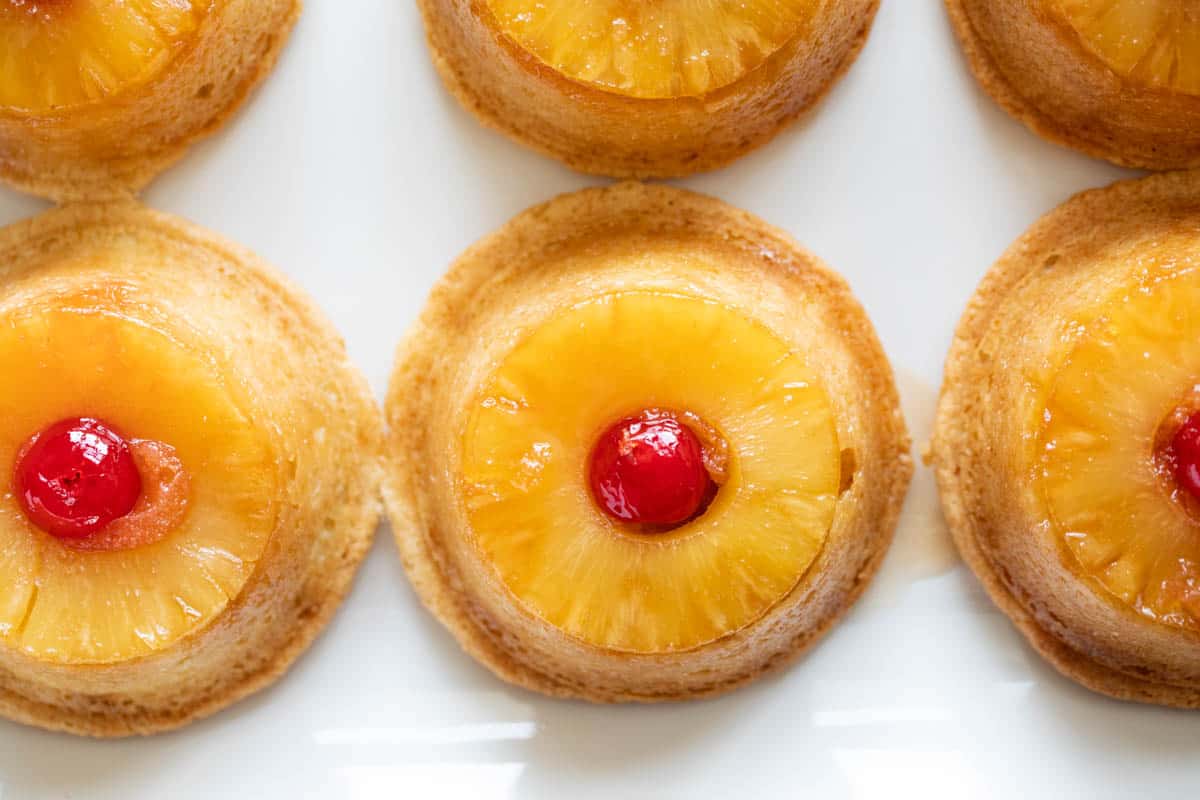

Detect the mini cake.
xmin=0 ymin=0 xmax=299 ymax=201
xmin=947 ymin=0 xmax=1200 ymax=169
xmin=418 ymin=0 xmax=879 ymax=177
xmin=0 ymin=202 xmax=383 ymax=736
xmin=386 ymin=183 xmax=911 ymax=700
xmin=934 ymin=170 xmax=1200 ymax=707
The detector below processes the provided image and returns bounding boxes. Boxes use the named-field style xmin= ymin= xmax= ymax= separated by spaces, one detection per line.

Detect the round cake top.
xmin=459 ymin=289 xmax=840 ymax=653
xmin=387 ymin=183 xmax=911 ymax=700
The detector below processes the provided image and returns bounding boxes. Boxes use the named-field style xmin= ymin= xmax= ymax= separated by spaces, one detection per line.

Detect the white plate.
xmin=1 ymin=1 xmax=1196 ymax=797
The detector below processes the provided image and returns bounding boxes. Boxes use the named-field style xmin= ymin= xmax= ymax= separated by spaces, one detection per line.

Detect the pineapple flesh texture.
xmin=0 ymin=304 xmax=276 ymax=664
xmin=0 ymin=0 xmax=207 ymax=113
xmin=1038 ymin=265 xmax=1200 ymax=631
xmin=461 ymin=292 xmax=840 ymax=653
xmin=1053 ymin=0 xmax=1200 ymax=94
xmin=484 ymin=0 xmax=823 ymax=99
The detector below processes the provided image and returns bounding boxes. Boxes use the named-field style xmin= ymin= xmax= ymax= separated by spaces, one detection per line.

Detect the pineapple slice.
xmin=461 ymin=291 xmax=840 ymax=653
xmin=0 ymin=0 xmax=207 ymax=112
xmin=1038 ymin=265 xmax=1200 ymax=631
xmin=0 ymin=301 xmax=276 ymax=664
xmin=1052 ymin=0 xmax=1200 ymax=94
xmin=483 ymin=0 xmax=822 ymax=99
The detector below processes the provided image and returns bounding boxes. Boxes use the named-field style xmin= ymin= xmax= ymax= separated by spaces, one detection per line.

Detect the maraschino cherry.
xmin=14 ymin=417 xmax=142 ymax=540
xmin=588 ymin=410 xmax=715 ymax=528
xmin=1170 ymin=411 xmax=1200 ymax=501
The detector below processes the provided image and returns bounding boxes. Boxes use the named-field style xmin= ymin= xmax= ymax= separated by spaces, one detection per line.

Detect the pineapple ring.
xmin=947 ymin=0 xmax=1200 ymax=169
xmin=0 ymin=0 xmax=299 ymax=201
xmin=461 ymin=291 xmax=840 ymax=653
xmin=418 ymin=0 xmax=878 ymax=177
xmin=0 ymin=304 xmax=276 ymax=665
xmin=484 ymin=0 xmax=819 ymax=100
xmin=0 ymin=202 xmax=383 ymax=736
xmin=0 ymin=0 xmax=208 ymax=113
xmin=1038 ymin=266 xmax=1200 ymax=631
xmin=1052 ymin=0 xmax=1200 ymax=95
xmin=387 ymin=183 xmax=912 ymax=701
xmin=934 ymin=170 xmax=1200 ymax=708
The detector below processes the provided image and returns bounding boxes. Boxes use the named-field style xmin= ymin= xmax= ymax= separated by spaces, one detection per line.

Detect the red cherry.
xmin=1170 ymin=411 xmax=1200 ymax=501
xmin=588 ymin=410 xmax=714 ymax=527
xmin=14 ymin=417 xmax=142 ymax=540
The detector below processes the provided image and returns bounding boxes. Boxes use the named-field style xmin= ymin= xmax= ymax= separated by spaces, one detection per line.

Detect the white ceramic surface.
xmin=0 ymin=1 xmax=1196 ymax=797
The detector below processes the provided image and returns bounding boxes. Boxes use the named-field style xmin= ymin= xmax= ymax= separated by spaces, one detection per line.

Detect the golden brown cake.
xmin=385 ymin=183 xmax=912 ymax=701
xmin=0 ymin=201 xmax=383 ymax=736
xmin=0 ymin=0 xmax=299 ymax=201
xmin=947 ymin=0 xmax=1200 ymax=170
xmin=418 ymin=0 xmax=879 ymax=178
xmin=934 ymin=170 xmax=1200 ymax=707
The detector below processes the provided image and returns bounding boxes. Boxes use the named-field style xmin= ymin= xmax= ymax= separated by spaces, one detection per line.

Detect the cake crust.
xmin=934 ymin=170 xmax=1200 ymax=708
xmin=0 ymin=202 xmax=383 ymax=736
xmin=386 ymin=182 xmax=912 ymax=701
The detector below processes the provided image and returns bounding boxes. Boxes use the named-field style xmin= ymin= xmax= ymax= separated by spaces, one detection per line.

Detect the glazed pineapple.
xmin=1053 ymin=0 xmax=1200 ymax=95
xmin=934 ymin=171 xmax=1200 ymax=707
xmin=948 ymin=0 xmax=1200 ymax=168
xmin=0 ymin=0 xmax=206 ymax=112
xmin=485 ymin=0 xmax=817 ymax=99
xmin=387 ymin=183 xmax=911 ymax=701
xmin=0 ymin=305 xmax=275 ymax=664
xmin=0 ymin=0 xmax=298 ymax=200
xmin=462 ymin=291 xmax=840 ymax=653
xmin=1038 ymin=267 xmax=1200 ymax=630
xmin=418 ymin=0 xmax=878 ymax=176
xmin=0 ymin=202 xmax=382 ymax=736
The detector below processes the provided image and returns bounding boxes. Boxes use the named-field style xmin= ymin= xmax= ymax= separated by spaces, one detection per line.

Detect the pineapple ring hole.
xmin=591 ymin=408 xmax=731 ymax=536
xmin=1151 ymin=387 xmax=1200 ymax=522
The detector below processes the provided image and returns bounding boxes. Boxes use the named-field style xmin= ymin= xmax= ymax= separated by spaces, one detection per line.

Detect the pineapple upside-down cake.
xmin=0 ymin=0 xmax=298 ymax=200
xmin=935 ymin=170 xmax=1200 ymax=708
xmin=947 ymin=0 xmax=1200 ymax=169
xmin=0 ymin=202 xmax=383 ymax=736
xmin=385 ymin=183 xmax=912 ymax=701
xmin=416 ymin=0 xmax=880 ymax=177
